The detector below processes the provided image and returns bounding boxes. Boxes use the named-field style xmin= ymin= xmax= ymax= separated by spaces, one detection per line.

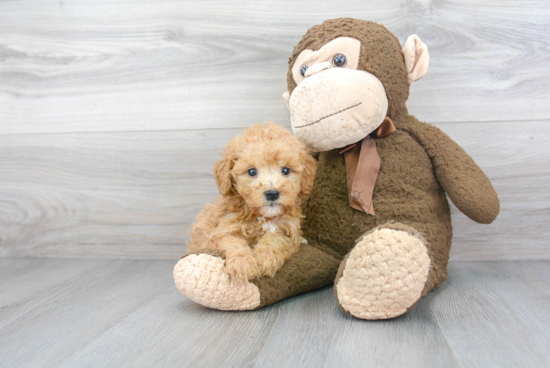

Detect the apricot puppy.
xmin=187 ymin=123 xmax=317 ymax=282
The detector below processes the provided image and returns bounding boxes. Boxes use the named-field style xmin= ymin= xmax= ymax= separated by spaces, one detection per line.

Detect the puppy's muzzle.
xmin=264 ymin=190 xmax=280 ymax=201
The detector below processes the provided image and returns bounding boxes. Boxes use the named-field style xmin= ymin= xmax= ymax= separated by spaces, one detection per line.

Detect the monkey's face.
xmin=283 ymin=24 xmax=429 ymax=153
xmin=285 ymin=37 xmax=388 ymax=152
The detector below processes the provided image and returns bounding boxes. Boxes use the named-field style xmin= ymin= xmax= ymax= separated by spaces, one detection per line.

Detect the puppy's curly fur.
xmin=188 ymin=123 xmax=317 ymax=281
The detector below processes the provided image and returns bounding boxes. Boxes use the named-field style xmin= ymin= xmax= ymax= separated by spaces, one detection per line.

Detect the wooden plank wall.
xmin=1 ymin=0 xmax=548 ymax=260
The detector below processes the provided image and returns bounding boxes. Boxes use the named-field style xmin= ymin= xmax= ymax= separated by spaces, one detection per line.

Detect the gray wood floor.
xmin=0 ymin=258 xmax=549 ymax=368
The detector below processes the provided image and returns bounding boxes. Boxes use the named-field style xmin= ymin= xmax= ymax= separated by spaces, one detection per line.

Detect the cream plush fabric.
xmin=335 ymin=228 xmax=431 ymax=320
xmin=402 ymin=35 xmax=429 ymax=83
xmin=174 ymin=254 xmax=261 ymax=311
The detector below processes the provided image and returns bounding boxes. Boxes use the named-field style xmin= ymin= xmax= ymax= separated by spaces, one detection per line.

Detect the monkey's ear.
xmin=402 ymin=35 xmax=429 ymax=83
xmin=282 ymin=91 xmax=290 ymax=110
xmin=213 ymin=147 xmax=236 ymax=197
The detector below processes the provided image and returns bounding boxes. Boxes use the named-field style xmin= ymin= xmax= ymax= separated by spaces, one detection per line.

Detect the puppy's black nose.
xmin=265 ymin=190 xmax=280 ymax=201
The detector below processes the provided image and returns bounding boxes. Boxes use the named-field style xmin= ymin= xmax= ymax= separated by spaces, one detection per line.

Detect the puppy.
xmin=187 ymin=123 xmax=317 ymax=282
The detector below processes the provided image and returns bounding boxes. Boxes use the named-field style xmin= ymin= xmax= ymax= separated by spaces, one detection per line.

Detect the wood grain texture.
xmin=1 ymin=0 xmax=548 ymax=260
xmin=431 ymin=261 xmax=550 ymax=367
xmin=0 ymin=259 xmax=174 ymax=368
xmin=0 ymin=0 xmax=549 ymax=135
xmin=1 ymin=121 xmax=548 ymax=260
xmin=0 ymin=258 xmax=115 ymax=328
xmin=439 ymin=122 xmax=550 ymax=261
xmin=0 ymin=259 xmax=548 ymax=367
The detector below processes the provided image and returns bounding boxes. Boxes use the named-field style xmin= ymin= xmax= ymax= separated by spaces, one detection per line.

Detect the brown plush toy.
xmin=174 ymin=18 xmax=500 ymax=320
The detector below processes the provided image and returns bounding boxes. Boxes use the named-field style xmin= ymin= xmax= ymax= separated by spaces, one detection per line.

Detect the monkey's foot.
xmin=334 ymin=227 xmax=430 ymax=320
xmin=174 ymin=253 xmax=261 ymax=311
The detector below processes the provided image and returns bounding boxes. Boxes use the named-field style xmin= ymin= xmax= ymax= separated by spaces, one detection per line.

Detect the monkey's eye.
xmin=332 ymin=54 xmax=347 ymax=67
xmin=300 ymin=65 xmax=309 ymax=77
xmin=248 ymin=168 xmax=257 ymax=177
xmin=282 ymin=167 xmax=290 ymax=176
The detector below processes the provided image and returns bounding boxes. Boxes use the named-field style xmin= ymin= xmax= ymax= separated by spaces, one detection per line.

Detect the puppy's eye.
xmin=247 ymin=168 xmax=257 ymax=177
xmin=282 ymin=167 xmax=290 ymax=176
xmin=332 ymin=54 xmax=346 ymax=67
xmin=300 ymin=65 xmax=308 ymax=77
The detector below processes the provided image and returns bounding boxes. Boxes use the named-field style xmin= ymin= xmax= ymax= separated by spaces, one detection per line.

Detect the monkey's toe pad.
xmin=335 ymin=228 xmax=430 ymax=320
xmin=174 ymin=254 xmax=261 ymax=311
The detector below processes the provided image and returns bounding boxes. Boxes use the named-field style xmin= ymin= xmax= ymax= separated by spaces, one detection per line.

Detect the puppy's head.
xmin=214 ymin=122 xmax=317 ymax=218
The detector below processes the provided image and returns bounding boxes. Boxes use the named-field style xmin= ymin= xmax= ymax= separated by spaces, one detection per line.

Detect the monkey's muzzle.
xmin=289 ymin=68 xmax=388 ymax=152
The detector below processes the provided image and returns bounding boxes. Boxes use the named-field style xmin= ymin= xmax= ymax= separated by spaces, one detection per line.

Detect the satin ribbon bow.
xmin=338 ymin=117 xmax=396 ymax=215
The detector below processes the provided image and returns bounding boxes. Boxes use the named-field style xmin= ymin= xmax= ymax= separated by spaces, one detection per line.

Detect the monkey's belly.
xmin=302 ymin=131 xmax=452 ymax=259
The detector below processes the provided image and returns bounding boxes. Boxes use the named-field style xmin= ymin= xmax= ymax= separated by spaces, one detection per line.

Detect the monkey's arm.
xmin=402 ymin=119 xmax=499 ymax=224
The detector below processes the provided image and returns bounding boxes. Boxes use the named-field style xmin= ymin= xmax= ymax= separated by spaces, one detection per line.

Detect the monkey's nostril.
xmin=265 ymin=190 xmax=280 ymax=201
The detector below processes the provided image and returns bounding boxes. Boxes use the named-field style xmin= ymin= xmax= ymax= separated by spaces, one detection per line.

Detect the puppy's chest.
xmin=257 ymin=217 xmax=279 ymax=233
xmin=242 ymin=217 xmax=281 ymax=244
xmin=256 ymin=216 xmax=284 ymax=234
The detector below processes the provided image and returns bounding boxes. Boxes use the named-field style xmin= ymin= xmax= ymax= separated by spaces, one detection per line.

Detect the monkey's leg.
xmin=174 ymin=244 xmax=341 ymax=311
xmin=334 ymin=223 xmax=432 ymax=320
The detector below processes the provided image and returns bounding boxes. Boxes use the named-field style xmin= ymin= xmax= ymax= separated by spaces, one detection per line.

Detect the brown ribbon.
xmin=338 ymin=117 xmax=396 ymax=215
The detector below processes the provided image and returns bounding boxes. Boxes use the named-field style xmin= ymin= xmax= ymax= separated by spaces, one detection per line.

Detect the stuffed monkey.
xmin=174 ymin=18 xmax=499 ymax=320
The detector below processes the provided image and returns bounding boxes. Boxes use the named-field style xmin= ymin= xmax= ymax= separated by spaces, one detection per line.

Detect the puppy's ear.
xmin=214 ymin=145 xmax=236 ymax=197
xmin=299 ymin=152 xmax=317 ymax=197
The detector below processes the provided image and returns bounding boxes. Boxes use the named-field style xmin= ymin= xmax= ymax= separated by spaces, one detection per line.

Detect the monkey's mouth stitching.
xmin=294 ymin=102 xmax=362 ymax=129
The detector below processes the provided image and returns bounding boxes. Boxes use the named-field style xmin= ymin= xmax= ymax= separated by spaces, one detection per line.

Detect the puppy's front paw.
xmin=254 ymin=247 xmax=284 ymax=277
xmin=225 ymin=253 xmax=261 ymax=282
